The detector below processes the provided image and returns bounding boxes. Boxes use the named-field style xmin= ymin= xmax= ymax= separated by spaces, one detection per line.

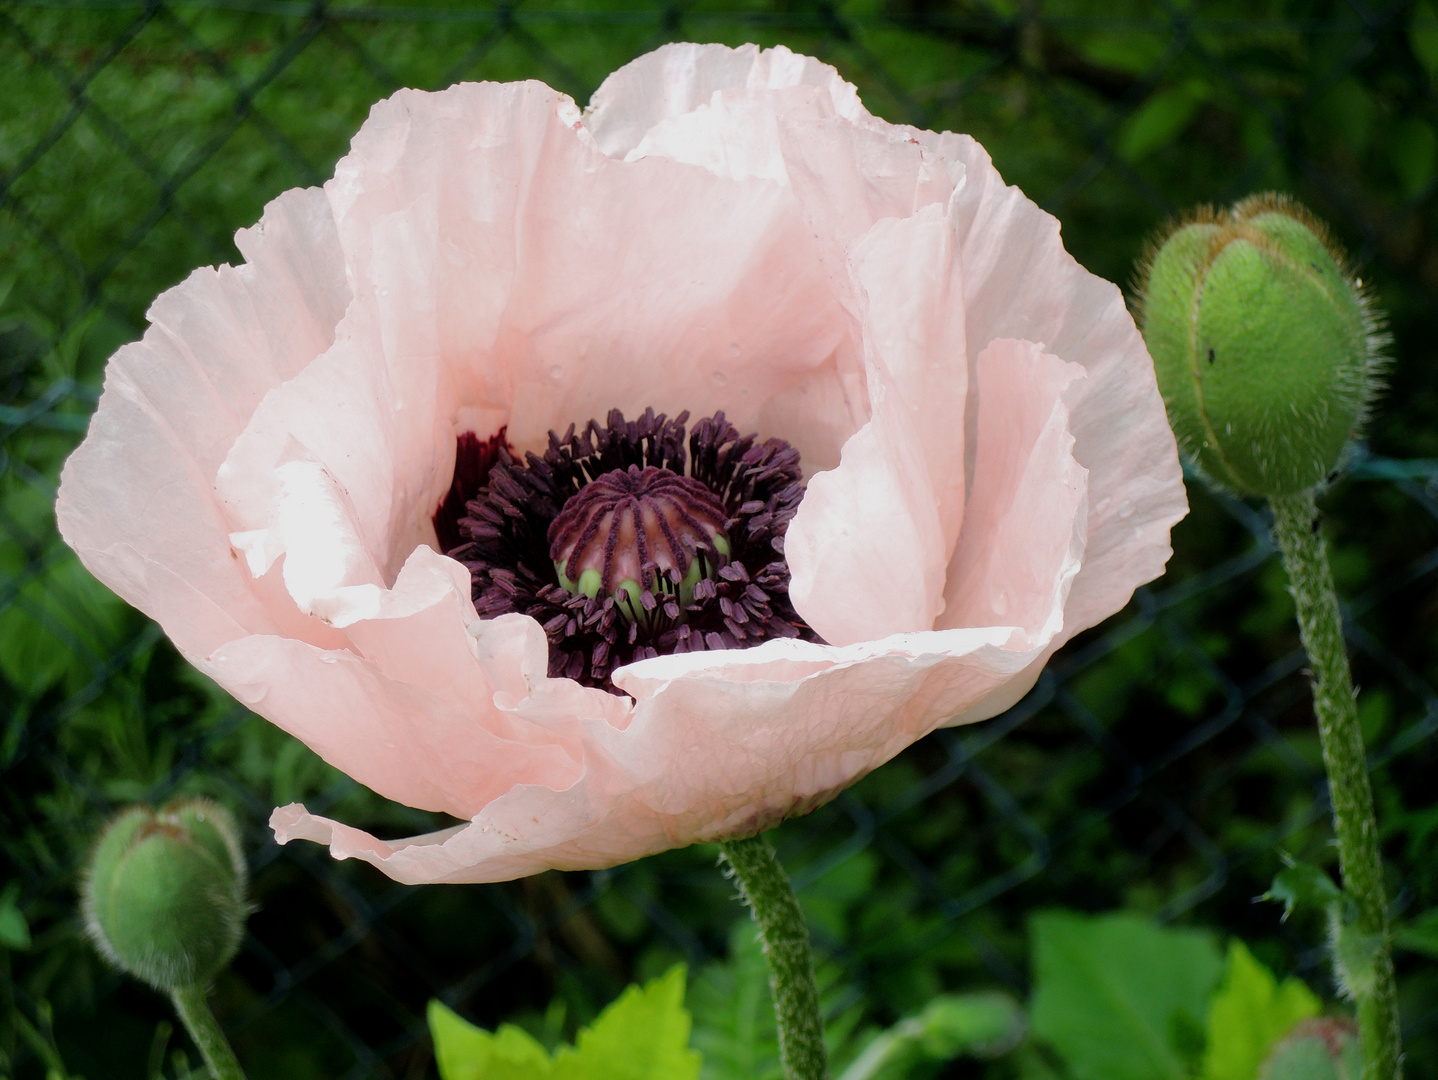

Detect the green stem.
xmin=1270 ymin=490 xmax=1402 ymax=1080
xmin=170 ymin=984 xmax=247 ymax=1080
xmin=718 ymin=832 xmax=828 ymax=1080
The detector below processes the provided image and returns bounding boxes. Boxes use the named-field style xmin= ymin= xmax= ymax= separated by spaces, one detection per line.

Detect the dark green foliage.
xmin=1395 ymin=909 xmax=1438 ymax=961
xmin=2 ymin=3 xmax=1437 ymax=1079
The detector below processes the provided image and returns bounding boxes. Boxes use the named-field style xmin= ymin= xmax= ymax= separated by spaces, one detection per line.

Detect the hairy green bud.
xmin=1259 ymin=1017 xmax=1361 ymax=1080
xmin=1138 ymin=194 xmax=1386 ymax=497
xmin=82 ymin=799 xmax=249 ymax=992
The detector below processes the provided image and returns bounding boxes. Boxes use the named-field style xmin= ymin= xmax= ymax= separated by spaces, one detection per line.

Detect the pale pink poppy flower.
xmin=56 ymin=43 xmax=1187 ymax=885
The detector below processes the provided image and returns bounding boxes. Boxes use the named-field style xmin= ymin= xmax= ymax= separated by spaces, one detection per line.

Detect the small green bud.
xmin=1138 ymin=193 xmax=1386 ymax=496
xmin=82 ymin=798 xmax=249 ymax=992
xmin=916 ymin=991 xmax=1025 ymax=1060
xmin=1259 ymin=1017 xmax=1361 ymax=1080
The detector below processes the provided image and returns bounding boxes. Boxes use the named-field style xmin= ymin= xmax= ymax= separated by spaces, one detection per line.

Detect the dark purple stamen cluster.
xmin=434 ymin=408 xmax=819 ymax=692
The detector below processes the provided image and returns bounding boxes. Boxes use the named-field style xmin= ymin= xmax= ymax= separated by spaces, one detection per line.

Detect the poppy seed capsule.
xmin=548 ymin=464 xmax=731 ymax=619
xmin=82 ymin=799 xmax=248 ymax=992
xmin=1138 ymin=194 xmax=1386 ymax=497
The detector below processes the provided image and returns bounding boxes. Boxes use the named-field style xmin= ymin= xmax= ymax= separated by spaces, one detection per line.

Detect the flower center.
xmin=434 ymin=408 xmax=819 ymax=692
xmin=548 ymin=465 xmax=731 ymax=616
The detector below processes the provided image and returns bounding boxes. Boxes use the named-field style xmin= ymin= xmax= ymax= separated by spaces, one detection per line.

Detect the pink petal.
xmin=271 ymin=622 xmax=1036 ymax=884
xmin=785 ymin=202 xmax=968 ymax=644
xmin=784 ymin=386 xmax=944 ymax=643
xmin=202 ymin=551 xmax=619 ymax=819
xmin=846 ymin=203 xmax=969 ymax=553
xmin=586 ymin=44 xmax=963 ymax=480
xmin=600 ymin=48 xmax=957 ymax=301
xmin=938 ymin=339 xmax=1088 ymax=647
xmin=922 ymin=133 xmax=1187 ymax=639
xmin=330 ymin=82 xmax=848 ymax=458
xmin=56 ymin=188 xmax=348 ymax=658
xmin=215 ymin=298 xmax=452 ymax=589
xmin=584 ymin=42 xmax=866 ymax=160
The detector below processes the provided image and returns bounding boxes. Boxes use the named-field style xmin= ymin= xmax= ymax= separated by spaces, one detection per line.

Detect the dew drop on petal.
xmin=712 ymin=371 xmax=728 ymax=386
xmin=1117 ymin=500 xmax=1135 ymax=519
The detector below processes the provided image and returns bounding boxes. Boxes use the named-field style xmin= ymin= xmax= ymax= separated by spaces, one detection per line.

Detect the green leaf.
xmin=1410 ymin=1 xmax=1438 ymax=79
xmin=560 ymin=964 xmax=701 ymax=1080
xmin=0 ymin=882 xmax=31 ymax=950
xmin=1118 ymin=81 xmax=1209 ymax=163
xmin=1029 ymin=910 xmax=1224 ymax=1080
xmin=1392 ymin=117 xmax=1438 ymax=196
xmin=1015 ymin=1044 xmax=1065 ymax=1080
xmin=1200 ymin=940 xmax=1320 ymax=1080
xmin=0 ymin=551 xmax=132 ymax=698
xmin=1315 ymin=79 xmax=1377 ymax=157
xmin=1394 ymin=908 xmax=1438 ymax=959
xmin=430 ymin=967 xmax=700 ymax=1080
xmin=428 ymin=1000 xmax=555 ymax=1080
xmin=689 ymin=925 xmax=781 ymax=1080
xmin=837 ymin=991 xmax=1025 ymax=1080
xmin=915 ymin=991 xmax=1024 ymax=1059
xmin=1075 ymin=32 xmax=1167 ymax=77
xmin=689 ymin=922 xmax=867 ymax=1080
xmin=1262 ymin=864 xmax=1344 ymax=922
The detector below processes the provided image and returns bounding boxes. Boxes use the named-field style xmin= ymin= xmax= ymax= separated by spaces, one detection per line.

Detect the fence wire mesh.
xmin=2 ymin=2 xmax=1437 ymax=1078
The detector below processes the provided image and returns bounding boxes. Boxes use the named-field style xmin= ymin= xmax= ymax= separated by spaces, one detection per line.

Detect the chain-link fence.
xmin=3 ymin=2 xmax=1437 ymax=1078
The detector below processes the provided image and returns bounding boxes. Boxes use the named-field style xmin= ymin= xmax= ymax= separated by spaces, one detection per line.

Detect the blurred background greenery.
xmin=1 ymin=1 xmax=1436 ymax=1077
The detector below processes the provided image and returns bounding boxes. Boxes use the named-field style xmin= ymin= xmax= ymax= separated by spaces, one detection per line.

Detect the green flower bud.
xmin=1259 ymin=1017 xmax=1361 ymax=1080
xmin=1138 ymin=194 xmax=1386 ymax=497
xmin=82 ymin=798 xmax=249 ymax=992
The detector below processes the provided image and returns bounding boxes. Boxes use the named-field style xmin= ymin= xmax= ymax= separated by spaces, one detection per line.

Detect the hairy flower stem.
xmin=1271 ymin=490 xmax=1401 ymax=1080
xmin=718 ymin=833 xmax=828 ymax=1080
xmin=171 ymin=985 xmax=247 ymax=1080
